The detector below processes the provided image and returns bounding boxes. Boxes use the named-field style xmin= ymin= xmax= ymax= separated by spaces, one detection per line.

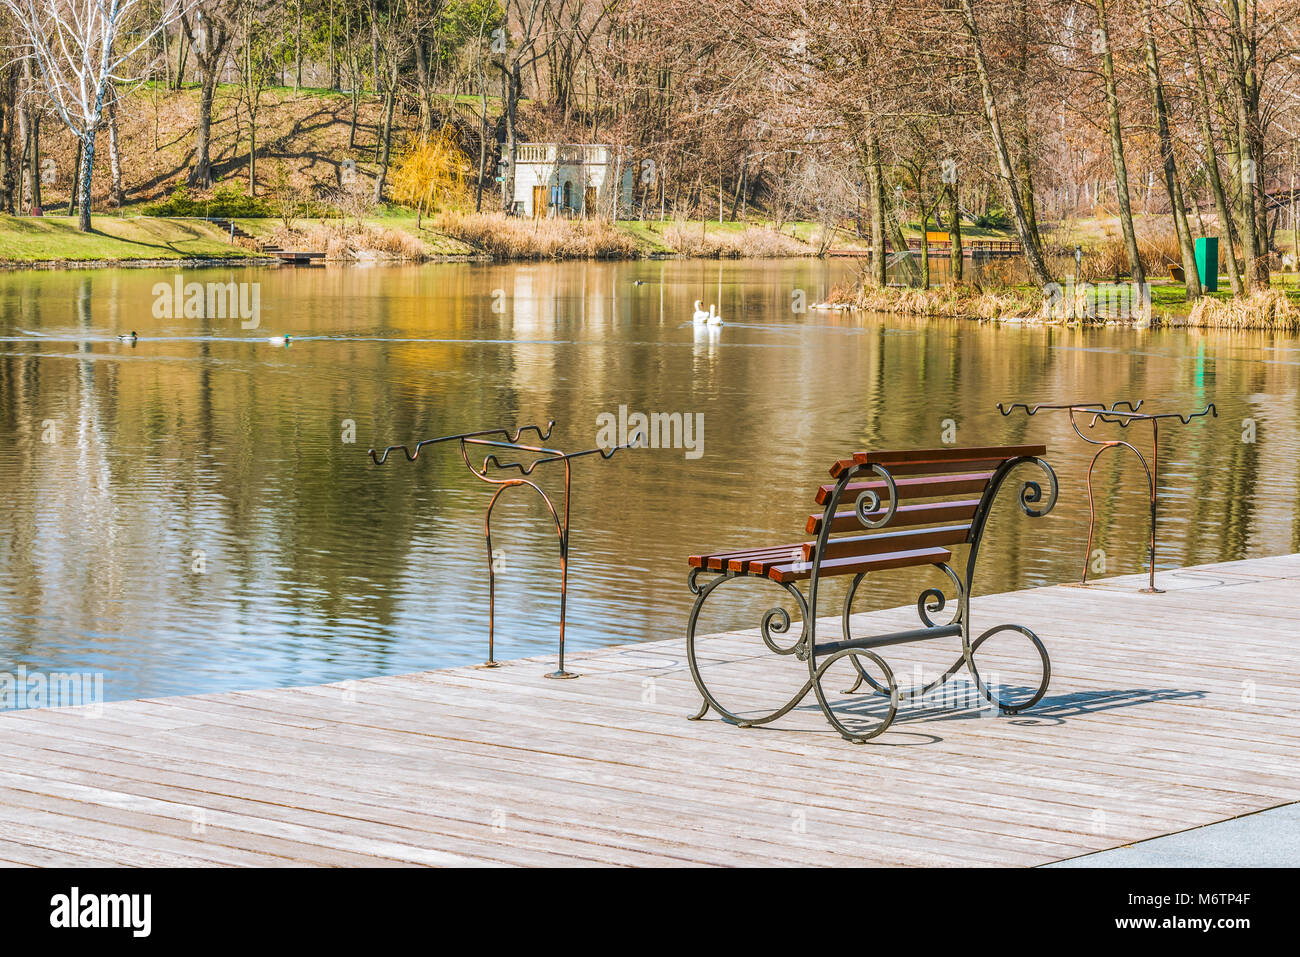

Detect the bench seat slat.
xmin=767 ymin=547 xmax=952 ymax=584
xmin=800 ymin=523 xmax=971 ymax=562
xmin=690 ymin=544 xmax=808 ymax=571
xmin=815 ymin=471 xmax=994 ymax=506
xmin=806 ymin=498 xmax=981 ymax=536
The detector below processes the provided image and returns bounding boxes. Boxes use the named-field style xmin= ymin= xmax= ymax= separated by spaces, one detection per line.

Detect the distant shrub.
xmin=143 ymin=182 xmax=273 ymax=218
xmin=974 ymin=206 xmax=1011 ymax=230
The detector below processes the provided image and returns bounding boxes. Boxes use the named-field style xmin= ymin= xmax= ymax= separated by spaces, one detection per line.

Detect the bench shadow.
xmin=773 ymin=686 xmax=1207 ymax=745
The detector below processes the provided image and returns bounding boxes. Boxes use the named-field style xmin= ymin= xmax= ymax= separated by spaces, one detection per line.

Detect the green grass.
xmin=0 ymin=215 xmax=264 ymax=263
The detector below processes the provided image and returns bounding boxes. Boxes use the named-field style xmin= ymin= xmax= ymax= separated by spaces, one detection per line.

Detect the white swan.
xmin=692 ymin=299 xmax=710 ymax=324
xmin=707 ymin=304 xmax=723 ymax=326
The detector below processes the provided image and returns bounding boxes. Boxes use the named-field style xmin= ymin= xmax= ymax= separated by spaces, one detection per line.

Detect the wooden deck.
xmin=1 ymin=554 xmax=1297 ymax=867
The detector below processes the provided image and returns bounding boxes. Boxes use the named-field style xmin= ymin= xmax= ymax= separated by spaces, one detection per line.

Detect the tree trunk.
xmin=175 ymin=30 xmax=189 ymax=90
xmin=500 ymin=61 xmax=520 ymax=214
xmin=886 ymin=187 xmax=919 ymax=287
xmin=1183 ymin=0 xmax=1243 ymax=293
xmin=19 ymin=58 xmax=41 ymax=212
xmin=68 ymin=140 xmax=82 ymax=217
xmin=413 ymin=39 xmax=432 ymax=135
xmin=77 ymin=135 xmax=95 ymax=231
xmin=248 ymin=113 xmax=257 ymax=195
xmin=919 ymin=211 xmax=931 ymax=289
xmin=1225 ymin=0 xmax=1265 ymax=286
xmin=373 ymin=87 xmax=395 ymax=203
xmin=190 ymin=71 xmax=218 ymax=187
xmin=865 ymin=133 xmax=887 ymax=286
xmin=107 ymin=85 xmax=125 ymax=207
xmin=0 ymin=68 xmax=12 ymax=213
xmin=329 ymin=0 xmax=337 ymax=89
xmin=730 ymin=154 xmax=747 ymax=221
xmin=1012 ymin=0 xmax=1042 ymax=247
xmin=1095 ymin=0 xmax=1145 ymax=286
xmin=947 ymin=182 xmax=963 ymax=282
xmin=476 ymin=95 xmax=489 ymax=212
xmin=1142 ymin=0 xmax=1199 ymax=297
xmin=957 ymin=0 xmax=1052 ymax=285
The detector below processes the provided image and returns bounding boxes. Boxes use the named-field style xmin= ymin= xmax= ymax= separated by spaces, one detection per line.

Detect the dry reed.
xmin=433 ymin=210 xmax=640 ymax=260
xmin=1185 ymin=289 xmax=1300 ymax=330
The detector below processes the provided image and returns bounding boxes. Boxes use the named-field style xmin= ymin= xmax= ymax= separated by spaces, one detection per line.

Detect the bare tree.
xmin=180 ymin=0 xmax=241 ymax=187
xmin=1 ymin=0 xmax=192 ymax=229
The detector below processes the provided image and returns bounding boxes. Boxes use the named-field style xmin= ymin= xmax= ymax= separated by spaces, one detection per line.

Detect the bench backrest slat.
xmin=814 ymin=471 xmax=994 ymax=506
xmin=801 ymin=523 xmax=970 ymax=562
xmin=830 ymin=444 xmax=1047 ymax=477
xmin=690 ymin=446 xmax=1048 ymax=578
xmin=810 ymin=445 xmax=1047 ymax=567
xmin=806 ymin=498 xmax=981 ymax=536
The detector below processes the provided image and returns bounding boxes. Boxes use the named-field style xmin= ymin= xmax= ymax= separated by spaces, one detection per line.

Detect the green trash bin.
xmin=1195 ymin=237 xmax=1219 ymax=292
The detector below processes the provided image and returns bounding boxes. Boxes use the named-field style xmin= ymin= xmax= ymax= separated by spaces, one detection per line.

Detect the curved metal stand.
xmin=686 ymin=455 xmax=1058 ymax=742
xmin=998 ymin=400 xmax=1216 ymax=592
xmin=371 ymin=422 xmax=640 ymax=677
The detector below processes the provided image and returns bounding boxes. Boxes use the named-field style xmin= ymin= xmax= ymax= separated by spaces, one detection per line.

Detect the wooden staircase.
xmin=209 ymin=218 xmax=281 ymax=254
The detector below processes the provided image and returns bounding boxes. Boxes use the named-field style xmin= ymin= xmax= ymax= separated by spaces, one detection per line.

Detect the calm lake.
xmin=1 ymin=259 xmax=1297 ymax=704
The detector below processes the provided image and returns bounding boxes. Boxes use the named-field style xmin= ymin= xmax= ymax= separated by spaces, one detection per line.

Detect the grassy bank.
xmin=0 ymin=214 xmax=263 ymax=265
xmin=0 ymin=210 xmax=832 ymax=265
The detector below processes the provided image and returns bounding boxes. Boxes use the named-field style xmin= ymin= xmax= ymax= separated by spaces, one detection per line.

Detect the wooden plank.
xmin=800 ymin=523 xmax=971 ymax=562
xmin=815 ymin=471 xmax=994 ymax=506
xmin=807 ymin=498 xmax=981 ymax=536
xmin=829 ymin=445 xmax=1047 ymax=477
xmin=767 ymin=546 xmax=952 ymax=583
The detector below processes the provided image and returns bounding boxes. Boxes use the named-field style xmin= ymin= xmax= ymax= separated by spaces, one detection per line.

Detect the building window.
xmin=563 ymin=180 xmax=572 ymax=210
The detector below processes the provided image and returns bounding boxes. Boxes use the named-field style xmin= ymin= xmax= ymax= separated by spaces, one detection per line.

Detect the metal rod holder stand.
xmin=370 ymin=421 xmax=641 ymax=677
xmin=997 ymin=400 xmax=1216 ymax=592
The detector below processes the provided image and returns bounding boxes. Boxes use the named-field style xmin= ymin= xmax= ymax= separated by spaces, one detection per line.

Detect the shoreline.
xmin=0 ymin=249 xmax=792 ymax=270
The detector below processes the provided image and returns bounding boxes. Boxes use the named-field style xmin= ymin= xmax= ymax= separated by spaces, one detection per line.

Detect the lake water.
xmin=1 ymin=259 xmax=1297 ymax=705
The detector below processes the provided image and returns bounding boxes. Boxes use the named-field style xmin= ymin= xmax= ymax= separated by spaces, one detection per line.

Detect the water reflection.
xmin=0 ymin=260 xmax=1297 ymax=704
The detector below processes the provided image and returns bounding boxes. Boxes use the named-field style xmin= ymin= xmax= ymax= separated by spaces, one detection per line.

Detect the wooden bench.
xmin=686 ymin=445 xmax=1058 ymax=742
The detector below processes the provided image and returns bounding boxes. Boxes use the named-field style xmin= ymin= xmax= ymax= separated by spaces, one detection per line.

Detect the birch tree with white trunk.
xmin=0 ymin=0 xmax=193 ymax=230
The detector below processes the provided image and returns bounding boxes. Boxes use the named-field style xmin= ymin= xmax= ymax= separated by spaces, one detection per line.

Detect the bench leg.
xmin=809 ymin=648 xmax=899 ymax=743
xmin=685 ymin=568 xmax=817 ymax=728
xmin=962 ymin=623 xmax=1051 ymax=714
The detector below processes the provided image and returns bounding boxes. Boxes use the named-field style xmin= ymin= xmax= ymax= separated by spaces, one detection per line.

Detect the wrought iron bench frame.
xmin=685 ymin=446 xmax=1059 ymax=743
